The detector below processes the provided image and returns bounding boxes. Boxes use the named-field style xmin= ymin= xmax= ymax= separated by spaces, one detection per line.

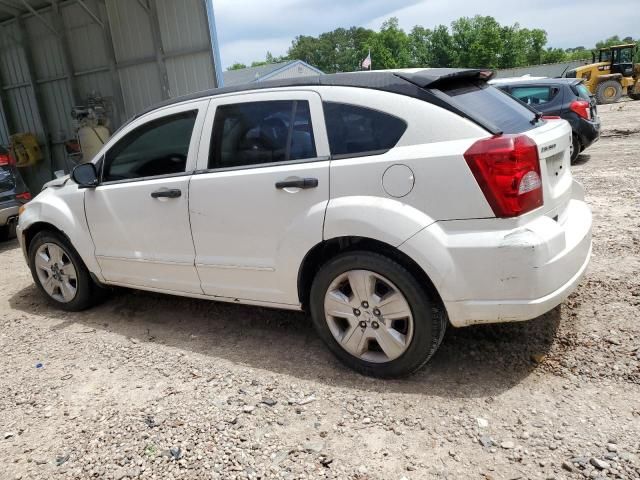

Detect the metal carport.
xmin=0 ymin=0 xmax=222 ymax=191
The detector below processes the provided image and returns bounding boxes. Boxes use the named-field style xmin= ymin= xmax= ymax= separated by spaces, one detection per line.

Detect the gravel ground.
xmin=1 ymin=101 xmax=639 ymax=480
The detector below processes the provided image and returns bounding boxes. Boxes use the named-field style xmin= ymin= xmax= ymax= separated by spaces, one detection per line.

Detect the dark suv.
xmin=0 ymin=145 xmax=31 ymax=240
xmin=492 ymin=78 xmax=600 ymax=162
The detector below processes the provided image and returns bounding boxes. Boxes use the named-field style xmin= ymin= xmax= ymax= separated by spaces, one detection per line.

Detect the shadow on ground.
xmin=573 ymin=153 xmax=591 ymax=166
xmin=9 ymin=284 xmax=561 ymax=398
xmin=0 ymin=237 xmax=19 ymax=254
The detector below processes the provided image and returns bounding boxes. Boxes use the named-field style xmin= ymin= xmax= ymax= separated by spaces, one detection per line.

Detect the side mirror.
xmin=71 ymin=163 xmax=98 ymax=188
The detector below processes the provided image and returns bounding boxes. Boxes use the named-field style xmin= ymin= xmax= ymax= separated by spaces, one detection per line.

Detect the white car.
xmin=17 ymin=69 xmax=592 ymax=377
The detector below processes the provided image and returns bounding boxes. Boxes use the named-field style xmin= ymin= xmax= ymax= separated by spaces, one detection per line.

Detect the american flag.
xmin=361 ymin=50 xmax=371 ymax=70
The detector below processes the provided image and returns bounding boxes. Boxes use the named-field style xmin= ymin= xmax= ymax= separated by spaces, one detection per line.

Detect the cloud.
xmin=215 ymin=0 xmax=421 ymax=67
xmin=214 ymin=0 xmax=637 ymax=68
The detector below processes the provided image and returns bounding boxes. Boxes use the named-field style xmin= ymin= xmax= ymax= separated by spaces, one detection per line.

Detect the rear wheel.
xmin=0 ymin=222 xmax=16 ymax=241
xmin=595 ymin=80 xmax=622 ymax=104
xmin=629 ymin=92 xmax=640 ymax=101
xmin=570 ymin=134 xmax=581 ymax=163
xmin=309 ymin=251 xmax=447 ymax=378
xmin=28 ymin=231 xmax=101 ymax=311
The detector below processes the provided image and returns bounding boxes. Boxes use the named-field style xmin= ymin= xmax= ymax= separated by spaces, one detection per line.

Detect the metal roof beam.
xmin=0 ymin=1 xmax=21 ymax=16
xmin=75 ymin=0 xmax=103 ymax=28
xmin=18 ymin=0 xmax=58 ymax=36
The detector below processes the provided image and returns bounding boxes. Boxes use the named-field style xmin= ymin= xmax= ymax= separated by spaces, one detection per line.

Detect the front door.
xmin=85 ymin=100 xmax=209 ymax=294
xmin=189 ymin=91 xmax=330 ymax=305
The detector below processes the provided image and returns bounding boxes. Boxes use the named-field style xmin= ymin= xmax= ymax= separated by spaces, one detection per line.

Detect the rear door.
xmin=189 ymin=90 xmax=330 ymax=306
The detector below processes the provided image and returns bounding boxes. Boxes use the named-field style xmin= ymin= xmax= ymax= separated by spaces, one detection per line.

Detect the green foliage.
xmin=231 ymin=18 xmax=636 ymax=73
xmin=227 ymin=63 xmax=247 ymax=71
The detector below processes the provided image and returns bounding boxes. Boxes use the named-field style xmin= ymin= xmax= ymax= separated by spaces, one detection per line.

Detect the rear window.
xmin=574 ymin=84 xmax=592 ymax=101
xmin=323 ymin=102 xmax=407 ymax=158
xmin=439 ymin=82 xmax=537 ymax=134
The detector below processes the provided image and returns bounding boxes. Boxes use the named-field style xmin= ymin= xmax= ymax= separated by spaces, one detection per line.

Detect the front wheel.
xmin=309 ymin=251 xmax=447 ymax=378
xmin=595 ymin=80 xmax=622 ymax=104
xmin=28 ymin=231 xmax=101 ymax=311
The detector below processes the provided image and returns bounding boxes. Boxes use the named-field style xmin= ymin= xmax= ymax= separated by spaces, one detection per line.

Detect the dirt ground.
xmin=1 ymin=101 xmax=639 ymax=480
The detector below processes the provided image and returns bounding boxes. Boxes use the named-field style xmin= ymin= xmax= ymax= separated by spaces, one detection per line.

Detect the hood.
xmin=42 ymin=174 xmax=70 ymax=190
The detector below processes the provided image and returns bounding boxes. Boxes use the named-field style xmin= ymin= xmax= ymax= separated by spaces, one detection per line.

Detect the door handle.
xmin=275 ymin=178 xmax=318 ymax=189
xmin=151 ymin=188 xmax=181 ymax=199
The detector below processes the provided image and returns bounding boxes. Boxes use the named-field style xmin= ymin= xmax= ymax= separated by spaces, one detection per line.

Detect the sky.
xmin=213 ymin=0 xmax=637 ymax=69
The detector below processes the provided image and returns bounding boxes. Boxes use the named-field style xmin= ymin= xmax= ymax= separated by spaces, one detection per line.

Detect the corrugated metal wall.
xmin=0 ymin=0 xmax=216 ymax=191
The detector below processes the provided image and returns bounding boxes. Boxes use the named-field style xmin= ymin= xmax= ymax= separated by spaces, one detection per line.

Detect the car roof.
xmin=135 ymin=68 xmax=494 ymax=119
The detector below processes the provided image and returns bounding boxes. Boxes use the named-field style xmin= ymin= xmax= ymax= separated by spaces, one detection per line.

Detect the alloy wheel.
xmin=323 ymin=269 xmax=414 ymax=363
xmin=34 ymin=243 xmax=78 ymax=303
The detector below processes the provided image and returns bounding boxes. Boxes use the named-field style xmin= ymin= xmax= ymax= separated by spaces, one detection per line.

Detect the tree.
xmin=227 ymin=63 xmax=247 ymax=71
xmin=367 ymin=18 xmax=411 ymax=70
xmin=451 ymin=16 xmax=505 ymax=68
xmin=234 ymin=17 xmax=638 ymax=73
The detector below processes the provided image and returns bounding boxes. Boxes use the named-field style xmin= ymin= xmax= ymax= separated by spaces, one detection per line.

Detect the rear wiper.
xmin=530 ymin=111 xmax=543 ymax=125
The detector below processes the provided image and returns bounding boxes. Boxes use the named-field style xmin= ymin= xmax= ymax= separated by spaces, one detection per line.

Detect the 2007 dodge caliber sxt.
xmin=17 ymin=68 xmax=592 ymax=378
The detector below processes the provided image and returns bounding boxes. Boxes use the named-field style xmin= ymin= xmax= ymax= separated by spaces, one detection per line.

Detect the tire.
xmin=28 ymin=230 xmax=101 ymax=311
xmin=309 ymin=251 xmax=447 ymax=378
xmin=570 ymin=134 xmax=581 ymax=164
xmin=595 ymin=80 xmax=622 ymax=104
xmin=0 ymin=222 xmax=16 ymax=241
xmin=629 ymin=92 xmax=640 ymax=101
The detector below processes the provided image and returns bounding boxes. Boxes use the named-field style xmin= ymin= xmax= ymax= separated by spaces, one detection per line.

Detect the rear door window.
xmin=209 ymin=100 xmax=316 ymax=169
xmin=510 ymin=86 xmax=556 ymax=106
xmin=438 ymin=82 xmax=537 ymax=134
xmin=323 ymin=102 xmax=407 ymax=158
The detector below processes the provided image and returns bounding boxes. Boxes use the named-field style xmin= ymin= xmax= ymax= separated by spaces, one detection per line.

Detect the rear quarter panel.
xmin=318 ymin=86 xmax=493 ymax=246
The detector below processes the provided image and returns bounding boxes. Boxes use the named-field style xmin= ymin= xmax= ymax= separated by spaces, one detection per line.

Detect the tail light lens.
xmin=542 ymin=115 xmax=561 ymax=120
xmin=464 ymin=134 xmax=543 ymax=218
xmin=16 ymin=191 xmax=32 ymax=203
xmin=570 ymin=100 xmax=591 ymax=120
xmin=0 ymin=153 xmax=14 ymax=167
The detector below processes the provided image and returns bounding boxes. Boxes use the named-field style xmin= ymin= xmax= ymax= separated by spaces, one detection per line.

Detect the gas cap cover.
xmin=382 ymin=164 xmax=415 ymax=198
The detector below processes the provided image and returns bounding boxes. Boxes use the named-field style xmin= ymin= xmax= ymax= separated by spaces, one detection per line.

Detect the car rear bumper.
xmin=0 ymin=201 xmax=19 ymax=226
xmin=569 ymin=114 xmax=600 ymax=150
xmin=400 ymin=184 xmax=592 ymax=327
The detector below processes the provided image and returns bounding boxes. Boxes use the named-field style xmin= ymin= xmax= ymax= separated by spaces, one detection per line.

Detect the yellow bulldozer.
xmin=566 ymin=43 xmax=640 ymax=104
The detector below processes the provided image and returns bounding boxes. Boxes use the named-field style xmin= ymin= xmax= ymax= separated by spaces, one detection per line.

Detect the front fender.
xmin=18 ymin=186 xmax=102 ymax=280
xmin=323 ymin=196 xmax=435 ymax=247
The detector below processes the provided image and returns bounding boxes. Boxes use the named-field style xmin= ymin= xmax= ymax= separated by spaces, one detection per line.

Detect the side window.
xmin=510 ymin=86 xmax=555 ymax=106
xmin=102 ymin=111 xmax=197 ymax=182
xmin=323 ymin=102 xmax=407 ymax=158
xmin=209 ymin=100 xmax=316 ymax=169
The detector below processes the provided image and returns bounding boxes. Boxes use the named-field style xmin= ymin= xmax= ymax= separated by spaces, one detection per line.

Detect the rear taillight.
xmin=570 ymin=100 xmax=591 ymax=120
xmin=0 ymin=153 xmax=14 ymax=166
xmin=542 ymin=115 xmax=561 ymax=120
xmin=16 ymin=192 xmax=32 ymax=203
xmin=464 ymin=134 xmax=543 ymax=218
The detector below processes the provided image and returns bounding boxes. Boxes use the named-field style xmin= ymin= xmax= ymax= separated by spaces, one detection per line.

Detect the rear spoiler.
xmin=394 ymin=69 xmax=504 ymax=135
xmin=394 ymin=69 xmax=495 ymax=89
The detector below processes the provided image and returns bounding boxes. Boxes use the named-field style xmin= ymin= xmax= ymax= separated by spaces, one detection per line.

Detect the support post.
xmin=203 ymin=0 xmax=223 ymax=88
xmin=95 ymin=0 xmax=127 ymax=126
xmin=146 ymin=0 xmax=171 ymax=100
xmin=15 ymin=15 xmax=54 ymax=180
xmin=50 ymin=0 xmax=80 ymax=105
